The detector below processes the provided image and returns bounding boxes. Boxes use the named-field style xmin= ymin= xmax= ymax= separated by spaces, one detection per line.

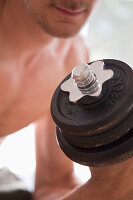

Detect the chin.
xmin=41 ymin=24 xmax=83 ymax=38
xmin=45 ymin=30 xmax=79 ymax=38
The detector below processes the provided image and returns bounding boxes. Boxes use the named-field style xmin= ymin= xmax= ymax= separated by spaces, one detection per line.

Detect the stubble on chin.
xmin=23 ymin=0 xmax=91 ymax=38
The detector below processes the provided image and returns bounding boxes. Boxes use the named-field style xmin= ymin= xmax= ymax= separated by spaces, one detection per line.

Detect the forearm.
xmin=34 ymin=157 xmax=133 ymax=200
xmin=35 ymin=111 xmax=79 ymax=190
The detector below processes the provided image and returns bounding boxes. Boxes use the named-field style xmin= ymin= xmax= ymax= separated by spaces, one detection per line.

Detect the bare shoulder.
xmin=64 ymin=35 xmax=89 ymax=73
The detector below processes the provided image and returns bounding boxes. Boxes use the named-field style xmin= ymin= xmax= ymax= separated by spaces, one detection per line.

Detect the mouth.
xmin=53 ymin=6 xmax=86 ymax=17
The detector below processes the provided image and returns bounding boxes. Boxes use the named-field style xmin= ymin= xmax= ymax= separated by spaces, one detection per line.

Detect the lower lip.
xmin=54 ymin=6 xmax=85 ymax=17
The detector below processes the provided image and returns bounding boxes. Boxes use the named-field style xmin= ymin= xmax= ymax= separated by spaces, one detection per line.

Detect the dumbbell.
xmin=51 ymin=59 xmax=133 ymax=167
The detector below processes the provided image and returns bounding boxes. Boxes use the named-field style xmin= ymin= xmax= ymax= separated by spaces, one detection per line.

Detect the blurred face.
xmin=24 ymin=0 xmax=97 ymax=38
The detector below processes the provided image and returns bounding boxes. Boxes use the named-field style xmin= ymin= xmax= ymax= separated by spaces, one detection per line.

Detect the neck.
xmin=86 ymin=158 xmax=133 ymax=200
xmin=0 ymin=0 xmax=57 ymax=59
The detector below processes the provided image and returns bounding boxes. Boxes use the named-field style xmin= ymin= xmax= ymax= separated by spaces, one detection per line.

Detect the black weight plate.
xmin=57 ymin=127 xmax=133 ymax=167
xmin=51 ymin=59 xmax=133 ymax=139
xmin=62 ymin=103 xmax=133 ymax=148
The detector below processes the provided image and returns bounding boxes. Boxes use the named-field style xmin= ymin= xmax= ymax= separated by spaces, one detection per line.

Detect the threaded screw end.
xmin=72 ymin=63 xmax=100 ymax=95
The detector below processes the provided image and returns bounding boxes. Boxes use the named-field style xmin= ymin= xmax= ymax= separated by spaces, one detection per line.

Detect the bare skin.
xmin=59 ymin=159 xmax=133 ymax=200
xmin=0 ymin=0 xmax=90 ymax=135
xmin=0 ymin=1 xmax=133 ymax=200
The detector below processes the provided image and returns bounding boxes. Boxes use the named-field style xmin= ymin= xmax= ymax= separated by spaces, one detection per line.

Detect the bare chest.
xmin=0 ymin=54 xmax=68 ymax=135
xmin=18 ymin=56 xmax=66 ymax=115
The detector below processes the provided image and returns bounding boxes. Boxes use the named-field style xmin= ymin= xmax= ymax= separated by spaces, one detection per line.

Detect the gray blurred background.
xmin=82 ymin=0 xmax=133 ymax=66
